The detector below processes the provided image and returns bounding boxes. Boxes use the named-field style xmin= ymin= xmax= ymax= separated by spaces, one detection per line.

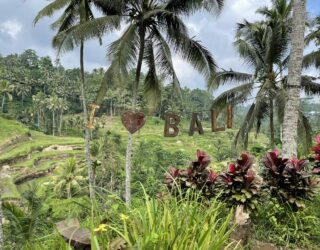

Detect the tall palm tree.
xmin=93 ymin=0 xmax=224 ymax=205
xmin=15 ymin=84 xmax=31 ymax=105
xmin=47 ymin=95 xmax=60 ymax=136
xmin=282 ymin=0 xmax=306 ymax=158
xmin=210 ymin=0 xmax=292 ymax=149
xmin=34 ymin=0 xmax=119 ymax=199
xmin=38 ymin=0 xmax=224 ymax=205
xmin=210 ymin=0 xmax=317 ymax=152
xmin=0 ymin=80 xmax=14 ymax=113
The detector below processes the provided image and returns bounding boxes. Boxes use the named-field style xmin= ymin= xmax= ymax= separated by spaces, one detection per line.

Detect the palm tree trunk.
xmin=269 ymin=96 xmax=275 ymax=149
xmin=37 ymin=110 xmax=40 ymax=128
xmin=282 ymin=0 xmax=306 ymax=158
xmin=1 ymin=95 xmax=5 ymax=113
xmin=0 ymin=198 xmax=4 ymax=249
xmin=80 ymin=42 xmax=95 ymax=200
xmin=52 ymin=111 xmax=55 ymax=136
xmin=59 ymin=111 xmax=63 ymax=136
xmin=125 ymin=26 xmax=145 ymax=206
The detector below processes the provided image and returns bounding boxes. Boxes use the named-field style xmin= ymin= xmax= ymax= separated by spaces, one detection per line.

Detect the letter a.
xmin=189 ymin=113 xmax=204 ymax=136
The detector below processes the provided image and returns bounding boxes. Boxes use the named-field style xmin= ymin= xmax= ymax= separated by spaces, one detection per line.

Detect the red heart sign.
xmin=121 ymin=111 xmax=146 ymax=134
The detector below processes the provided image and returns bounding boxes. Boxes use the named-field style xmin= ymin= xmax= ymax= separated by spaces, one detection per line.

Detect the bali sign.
xmin=119 ymin=105 xmax=233 ymax=137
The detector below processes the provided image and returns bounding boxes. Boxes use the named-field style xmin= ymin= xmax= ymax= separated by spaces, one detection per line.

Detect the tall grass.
xmin=93 ymin=188 xmax=237 ymax=250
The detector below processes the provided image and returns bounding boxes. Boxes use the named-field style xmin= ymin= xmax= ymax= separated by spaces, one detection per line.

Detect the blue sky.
xmin=0 ymin=0 xmax=319 ymax=92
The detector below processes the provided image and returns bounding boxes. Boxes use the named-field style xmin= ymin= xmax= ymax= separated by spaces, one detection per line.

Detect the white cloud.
xmin=0 ymin=19 xmax=22 ymax=40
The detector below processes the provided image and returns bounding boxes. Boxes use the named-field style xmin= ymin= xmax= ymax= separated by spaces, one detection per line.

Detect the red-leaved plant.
xmin=219 ymin=153 xmax=261 ymax=210
xmin=310 ymin=135 xmax=320 ymax=174
xmin=164 ymin=150 xmax=218 ymax=199
xmin=261 ymin=150 xmax=319 ymax=210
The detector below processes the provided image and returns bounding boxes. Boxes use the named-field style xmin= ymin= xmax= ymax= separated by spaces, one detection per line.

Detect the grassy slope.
xmin=0 ymin=117 xmax=29 ymax=143
xmin=0 ymin=117 xmax=84 ymax=200
xmin=0 ymin=115 xmax=270 ymax=200
xmin=101 ymin=116 xmax=270 ymax=160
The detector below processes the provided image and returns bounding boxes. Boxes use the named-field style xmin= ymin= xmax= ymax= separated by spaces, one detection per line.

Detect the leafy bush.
xmin=261 ymin=150 xmax=319 ymax=210
xmin=252 ymin=198 xmax=320 ymax=248
xmin=164 ymin=150 xmax=218 ymax=199
xmin=310 ymin=135 xmax=320 ymax=174
xmin=164 ymin=150 xmax=261 ymax=211
xmin=219 ymin=153 xmax=261 ymax=211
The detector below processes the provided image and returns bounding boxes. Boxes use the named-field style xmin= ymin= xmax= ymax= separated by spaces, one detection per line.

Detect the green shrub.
xmin=261 ymin=150 xmax=319 ymax=210
xmin=95 ymin=188 xmax=236 ymax=249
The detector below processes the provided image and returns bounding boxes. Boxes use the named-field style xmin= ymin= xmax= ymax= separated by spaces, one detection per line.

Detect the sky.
xmin=0 ymin=0 xmax=319 ymax=92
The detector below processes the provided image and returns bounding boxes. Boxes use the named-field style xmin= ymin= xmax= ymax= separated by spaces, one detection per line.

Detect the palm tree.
xmin=210 ymin=0 xmax=292 ymax=149
xmin=57 ymin=97 xmax=69 ymax=136
xmin=0 ymin=80 xmax=14 ymax=112
xmin=2 ymin=185 xmax=48 ymax=248
xmin=282 ymin=0 xmax=306 ymax=158
xmin=32 ymin=92 xmax=47 ymax=129
xmin=34 ymin=0 xmax=119 ymax=200
xmin=51 ymin=158 xmax=86 ymax=198
xmin=47 ymin=95 xmax=60 ymax=136
xmin=92 ymin=0 xmax=224 ymax=205
xmin=15 ymin=84 xmax=31 ymax=105
xmin=210 ymin=0 xmax=317 ymax=152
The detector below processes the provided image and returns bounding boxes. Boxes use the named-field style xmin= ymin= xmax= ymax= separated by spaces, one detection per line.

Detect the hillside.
xmin=0 ymin=116 xmax=270 ymax=200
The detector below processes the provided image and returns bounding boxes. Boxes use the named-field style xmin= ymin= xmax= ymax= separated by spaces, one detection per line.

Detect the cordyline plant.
xmin=310 ymin=135 xmax=320 ymax=174
xmin=219 ymin=153 xmax=261 ymax=211
xmin=164 ymin=150 xmax=218 ymax=199
xmin=164 ymin=150 xmax=262 ymax=211
xmin=261 ymin=150 xmax=319 ymax=210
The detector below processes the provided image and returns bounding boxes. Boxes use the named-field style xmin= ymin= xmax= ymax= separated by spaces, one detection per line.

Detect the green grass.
xmin=100 ymin=116 xmax=270 ymax=160
xmin=0 ymin=176 xmax=20 ymax=200
xmin=0 ymin=116 xmax=29 ymax=143
xmin=0 ymin=131 xmax=83 ymax=162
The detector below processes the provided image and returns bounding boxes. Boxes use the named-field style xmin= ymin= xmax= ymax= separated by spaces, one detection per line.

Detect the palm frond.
xmin=165 ymin=0 xmax=224 ymax=15
xmin=298 ymin=111 xmax=312 ymax=154
xmin=53 ymin=15 xmax=120 ymax=54
xmin=208 ymin=70 xmax=253 ymax=90
xmin=211 ymin=82 xmax=254 ymax=112
xmin=152 ymin=28 xmax=181 ymax=94
xmin=303 ymin=51 xmax=320 ymax=69
xmin=300 ymin=75 xmax=320 ymax=95
xmin=235 ymin=104 xmax=256 ymax=150
xmin=34 ymin=0 xmax=71 ymax=25
xmin=144 ymin=40 xmax=160 ymax=109
xmin=107 ymin=24 xmax=140 ymax=76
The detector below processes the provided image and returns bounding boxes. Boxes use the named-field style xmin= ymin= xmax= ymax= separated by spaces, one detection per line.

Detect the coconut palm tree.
xmin=94 ymin=0 xmax=224 ymax=205
xmin=0 ymin=80 xmax=14 ymax=113
xmin=15 ymin=84 xmax=31 ymax=105
xmin=210 ymin=0 xmax=292 ymax=149
xmin=46 ymin=95 xmax=60 ymax=136
xmin=51 ymin=158 xmax=86 ymax=198
xmin=34 ymin=0 xmax=120 ymax=199
xmin=39 ymin=0 xmax=224 ymax=205
xmin=210 ymin=0 xmax=317 ymax=152
xmin=282 ymin=0 xmax=307 ymax=157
